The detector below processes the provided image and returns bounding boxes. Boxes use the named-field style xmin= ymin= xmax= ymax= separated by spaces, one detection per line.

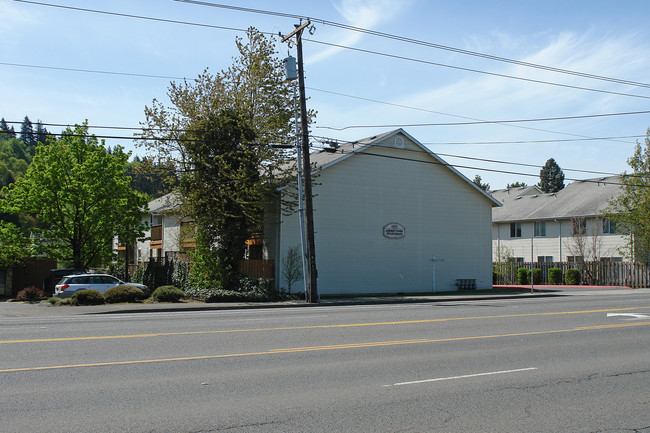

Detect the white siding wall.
xmin=493 ymin=218 xmax=628 ymax=262
xmin=276 ymin=139 xmax=494 ymax=295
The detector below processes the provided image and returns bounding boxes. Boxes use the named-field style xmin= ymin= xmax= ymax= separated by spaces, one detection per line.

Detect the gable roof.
xmin=491 ymin=176 xmax=622 ymax=222
xmin=148 ymin=191 xmax=181 ymax=214
xmin=299 ymin=129 xmax=501 ymax=207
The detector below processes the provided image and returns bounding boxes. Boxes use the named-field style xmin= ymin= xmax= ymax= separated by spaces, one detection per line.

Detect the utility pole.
xmin=282 ymin=21 xmax=318 ymax=303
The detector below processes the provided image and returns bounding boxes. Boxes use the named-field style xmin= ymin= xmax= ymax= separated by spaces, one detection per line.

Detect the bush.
xmin=16 ymin=286 xmax=44 ymax=302
xmin=548 ymin=268 xmax=562 ymax=285
xmin=46 ymin=297 xmax=71 ymax=306
xmin=104 ymin=285 xmax=145 ymax=304
xmin=565 ymin=268 xmax=581 ymax=285
xmin=71 ymin=289 xmax=105 ymax=306
xmin=532 ymin=268 xmax=543 ymax=285
xmin=205 ymin=289 xmax=260 ymax=303
xmin=517 ymin=267 xmax=530 ymax=285
xmin=151 ymin=286 xmax=185 ymax=303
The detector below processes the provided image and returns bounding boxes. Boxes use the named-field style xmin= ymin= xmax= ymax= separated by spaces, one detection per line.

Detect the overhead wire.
xmin=13 ymin=1 xmax=650 ymax=100
xmin=306 ymin=141 xmax=647 ymax=187
xmin=308 ymin=136 xmax=621 ymax=176
xmin=173 ymin=0 xmax=650 ymax=89
xmin=304 ymin=39 xmax=650 ymax=101
xmin=8 ymin=0 xmax=649 ymax=182
xmin=314 ymin=110 xmax=650 ymax=130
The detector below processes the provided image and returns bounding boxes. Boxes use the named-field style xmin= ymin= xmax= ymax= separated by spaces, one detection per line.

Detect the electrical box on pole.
xmin=283 ymin=56 xmax=298 ymax=81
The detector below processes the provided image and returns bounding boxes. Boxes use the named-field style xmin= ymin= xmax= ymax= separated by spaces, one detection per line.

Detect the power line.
xmin=305 ymin=39 xmax=650 ymax=101
xmin=306 ymin=87 xmax=638 ymax=144
xmin=308 ymin=142 xmax=642 ymax=187
xmin=13 ymin=0 xmax=255 ymax=34
xmin=15 ymin=1 xmax=650 ymax=100
xmin=0 ymin=62 xmax=185 ymax=80
xmin=309 ymin=138 xmax=621 ymax=177
xmin=173 ymin=0 xmax=650 ymax=89
xmin=421 ymin=136 xmax=645 ymax=146
xmin=315 ymin=110 xmax=650 ymax=131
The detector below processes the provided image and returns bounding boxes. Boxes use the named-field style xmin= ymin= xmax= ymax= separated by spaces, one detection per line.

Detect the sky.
xmin=2 ymin=0 xmax=650 ymax=189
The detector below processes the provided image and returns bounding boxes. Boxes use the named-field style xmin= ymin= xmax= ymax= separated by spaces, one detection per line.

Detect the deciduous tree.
xmin=607 ymin=129 xmax=650 ymax=262
xmin=1 ymin=122 xmax=149 ymax=268
xmin=138 ymin=28 xmax=299 ymax=289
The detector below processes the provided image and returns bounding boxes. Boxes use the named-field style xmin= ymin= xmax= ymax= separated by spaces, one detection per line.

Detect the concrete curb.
xmin=1 ymin=292 xmax=562 ymax=318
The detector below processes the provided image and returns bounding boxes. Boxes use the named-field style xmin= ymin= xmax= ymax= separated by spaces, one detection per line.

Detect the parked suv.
xmin=54 ymin=274 xmax=148 ymax=298
xmin=44 ymin=268 xmax=86 ymax=296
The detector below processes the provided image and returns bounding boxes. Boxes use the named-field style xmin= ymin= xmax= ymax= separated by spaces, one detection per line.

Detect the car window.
xmin=73 ymin=276 xmax=90 ymax=284
xmin=101 ymin=276 xmax=119 ymax=284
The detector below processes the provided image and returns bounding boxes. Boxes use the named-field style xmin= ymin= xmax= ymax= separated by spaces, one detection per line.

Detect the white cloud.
xmin=396 ymin=30 xmax=650 ymax=121
xmin=306 ymin=0 xmax=411 ymax=64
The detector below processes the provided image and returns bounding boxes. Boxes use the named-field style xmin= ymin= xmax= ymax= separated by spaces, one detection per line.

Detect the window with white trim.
xmin=510 ymin=222 xmax=522 ymax=238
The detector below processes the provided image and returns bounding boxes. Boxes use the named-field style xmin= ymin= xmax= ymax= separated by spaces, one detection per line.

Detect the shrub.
xmin=517 ymin=267 xmax=530 ymax=285
xmin=16 ymin=286 xmax=44 ymax=302
xmin=205 ymin=289 xmax=259 ymax=303
xmin=46 ymin=297 xmax=71 ymax=306
xmin=548 ymin=268 xmax=562 ymax=285
xmin=151 ymin=285 xmax=185 ymax=303
xmin=565 ymin=268 xmax=581 ymax=285
xmin=71 ymin=289 xmax=105 ymax=306
xmin=532 ymin=268 xmax=543 ymax=285
xmin=104 ymin=285 xmax=145 ymax=304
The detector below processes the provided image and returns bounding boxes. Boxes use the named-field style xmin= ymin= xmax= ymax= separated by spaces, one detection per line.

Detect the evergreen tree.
xmin=472 ymin=175 xmax=490 ymax=191
xmin=19 ymin=116 xmax=36 ymax=156
xmin=539 ymin=158 xmax=565 ymax=193
xmin=0 ymin=118 xmax=16 ymax=139
xmin=34 ymin=120 xmax=49 ymax=145
xmin=507 ymin=181 xmax=527 ymax=188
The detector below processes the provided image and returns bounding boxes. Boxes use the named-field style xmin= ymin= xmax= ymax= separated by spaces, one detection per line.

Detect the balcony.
xmin=150 ymin=224 xmax=162 ymax=249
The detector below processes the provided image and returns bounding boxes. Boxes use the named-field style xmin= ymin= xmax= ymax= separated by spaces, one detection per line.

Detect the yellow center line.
xmin=2 ymin=321 xmax=648 ymax=373
xmin=2 ymin=306 xmax=649 ymax=345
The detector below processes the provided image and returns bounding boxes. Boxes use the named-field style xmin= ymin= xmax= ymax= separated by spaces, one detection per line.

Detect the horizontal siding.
xmin=278 ymin=143 xmax=494 ymax=294
xmin=493 ymin=219 xmax=628 ymax=262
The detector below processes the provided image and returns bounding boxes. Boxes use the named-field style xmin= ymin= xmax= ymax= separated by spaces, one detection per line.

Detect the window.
xmin=603 ymin=218 xmax=617 ymax=234
xmin=567 ymin=256 xmax=584 ymax=264
xmin=572 ymin=218 xmax=586 ymax=235
xmin=537 ymin=256 xmax=553 ymax=263
xmin=600 ymin=257 xmax=623 ymax=263
xmin=510 ymin=222 xmax=522 ymax=238
xmin=534 ymin=221 xmax=546 ymax=237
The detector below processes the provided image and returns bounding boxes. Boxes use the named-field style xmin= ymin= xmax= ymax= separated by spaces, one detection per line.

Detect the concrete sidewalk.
xmin=1 ymin=286 xmax=646 ymax=318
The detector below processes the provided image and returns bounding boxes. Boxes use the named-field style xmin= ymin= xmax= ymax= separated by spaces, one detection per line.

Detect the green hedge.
xmin=104 ymin=285 xmax=145 ymax=304
xmin=71 ymin=289 xmax=105 ymax=306
xmin=565 ymin=269 xmax=581 ymax=285
xmin=532 ymin=268 xmax=543 ymax=285
xmin=548 ymin=268 xmax=562 ymax=285
xmin=517 ymin=267 xmax=530 ymax=285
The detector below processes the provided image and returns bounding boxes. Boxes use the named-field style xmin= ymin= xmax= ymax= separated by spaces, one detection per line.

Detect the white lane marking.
xmin=607 ymin=312 xmax=650 ymax=320
xmin=387 ymin=367 xmax=538 ymax=387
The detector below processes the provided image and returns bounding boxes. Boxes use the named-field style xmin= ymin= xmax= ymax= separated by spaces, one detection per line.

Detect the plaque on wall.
xmin=383 ymin=222 xmax=405 ymax=239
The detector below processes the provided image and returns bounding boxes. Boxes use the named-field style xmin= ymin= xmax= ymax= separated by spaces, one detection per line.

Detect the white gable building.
xmin=264 ymin=129 xmax=501 ymax=295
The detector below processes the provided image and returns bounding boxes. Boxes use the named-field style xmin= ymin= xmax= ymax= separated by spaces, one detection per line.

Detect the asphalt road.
xmin=1 ymin=291 xmax=649 ymax=432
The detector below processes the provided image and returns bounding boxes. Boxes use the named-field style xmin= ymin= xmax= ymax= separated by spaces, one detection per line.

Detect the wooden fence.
xmin=493 ymin=261 xmax=650 ymax=288
xmin=239 ymin=259 xmax=275 ymax=279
